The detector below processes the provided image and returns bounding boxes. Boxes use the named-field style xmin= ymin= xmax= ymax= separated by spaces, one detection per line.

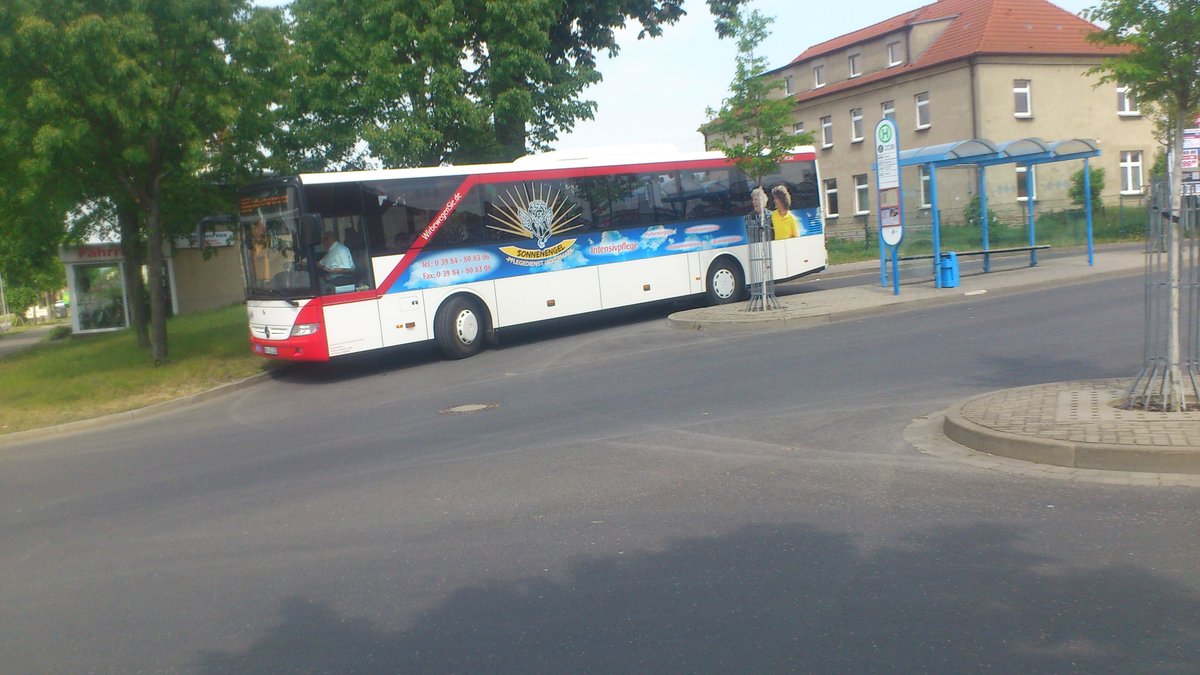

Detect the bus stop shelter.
xmin=892 ymin=137 xmax=1101 ymax=288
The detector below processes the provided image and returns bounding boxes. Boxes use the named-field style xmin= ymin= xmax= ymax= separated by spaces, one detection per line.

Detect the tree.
xmin=703 ymin=6 xmax=806 ymax=311
xmin=1084 ymin=0 xmax=1200 ymax=410
xmin=1068 ymin=166 xmax=1106 ymax=208
xmin=284 ymin=0 xmax=747 ymax=168
xmin=0 ymin=0 xmax=290 ymax=363
xmin=4 ymin=287 xmax=39 ymax=325
xmin=703 ymin=8 xmax=811 ymax=188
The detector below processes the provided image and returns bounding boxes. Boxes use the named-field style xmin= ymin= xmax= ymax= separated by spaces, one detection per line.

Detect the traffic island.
xmin=943 ymin=379 xmax=1200 ymax=475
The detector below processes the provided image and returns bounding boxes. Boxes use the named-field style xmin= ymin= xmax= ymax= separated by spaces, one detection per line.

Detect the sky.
xmin=255 ymin=0 xmax=1100 ymax=155
xmin=554 ymin=0 xmax=1099 ymax=153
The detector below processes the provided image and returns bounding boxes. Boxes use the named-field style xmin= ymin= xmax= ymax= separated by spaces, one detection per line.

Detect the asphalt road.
xmin=2 ymin=274 xmax=1197 ymax=673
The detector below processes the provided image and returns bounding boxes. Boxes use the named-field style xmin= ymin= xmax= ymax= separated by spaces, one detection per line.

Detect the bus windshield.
xmin=238 ymin=184 xmax=313 ymax=299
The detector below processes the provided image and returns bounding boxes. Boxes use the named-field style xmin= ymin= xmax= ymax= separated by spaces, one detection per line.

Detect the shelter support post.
xmin=1084 ymin=157 xmax=1095 ymax=266
xmin=1025 ymin=165 xmax=1038 ymax=266
xmin=931 ymin=164 xmax=942 ymax=287
xmin=979 ymin=168 xmax=991 ymax=273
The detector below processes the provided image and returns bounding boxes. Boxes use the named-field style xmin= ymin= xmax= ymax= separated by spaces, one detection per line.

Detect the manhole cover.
xmin=439 ymin=403 xmax=498 ymax=415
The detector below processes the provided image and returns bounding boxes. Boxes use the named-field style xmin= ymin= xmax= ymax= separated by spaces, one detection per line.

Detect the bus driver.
xmin=318 ymin=231 xmax=354 ymax=276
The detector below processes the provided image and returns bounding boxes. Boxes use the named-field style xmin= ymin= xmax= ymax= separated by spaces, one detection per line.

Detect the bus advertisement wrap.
xmin=391 ymin=211 xmax=822 ymax=292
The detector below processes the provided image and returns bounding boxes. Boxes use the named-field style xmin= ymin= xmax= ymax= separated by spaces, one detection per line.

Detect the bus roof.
xmin=297 ymin=146 xmax=818 ymax=185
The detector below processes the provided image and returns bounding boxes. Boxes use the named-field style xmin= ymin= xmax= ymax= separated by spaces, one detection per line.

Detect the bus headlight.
xmin=291 ymin=323 xmax=320 ymax=337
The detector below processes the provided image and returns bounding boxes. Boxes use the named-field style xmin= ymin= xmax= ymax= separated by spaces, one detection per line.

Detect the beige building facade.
xmin=711 ymin=0 xmax=1158 ymax=239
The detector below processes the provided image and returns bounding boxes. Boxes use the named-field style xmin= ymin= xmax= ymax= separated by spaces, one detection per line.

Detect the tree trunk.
xmin=1164 ymin=110 xmax=1186 ymax=410
xmin=144 ymin=189 xmax=169 ymax=364
xmin=118 ymin=203 xmax=150 ymax=349
xmin=494 ymin=113 xmax=527 ymax=163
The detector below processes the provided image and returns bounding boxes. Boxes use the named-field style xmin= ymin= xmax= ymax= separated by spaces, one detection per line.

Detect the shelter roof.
xmin=897 ymin=137 xmax=1099 ymax=168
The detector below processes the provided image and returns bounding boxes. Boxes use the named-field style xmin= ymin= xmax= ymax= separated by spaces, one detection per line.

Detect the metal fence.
xmin=745 ymin=213 xmax=779 ymax=311
xmin=1127 ymin=182 xmax=1200 ymax=410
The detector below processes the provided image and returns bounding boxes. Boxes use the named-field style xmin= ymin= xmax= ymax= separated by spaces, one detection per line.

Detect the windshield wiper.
xmin=255 ymin=287 xmax=300 ymax=307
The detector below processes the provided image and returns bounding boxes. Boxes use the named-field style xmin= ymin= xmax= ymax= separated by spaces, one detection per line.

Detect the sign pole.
xmin=874 ymin=119 xmax=903 ymax=295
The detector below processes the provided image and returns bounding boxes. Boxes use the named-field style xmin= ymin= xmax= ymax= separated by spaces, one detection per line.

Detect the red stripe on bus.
xmin=376 ymin=175 xmax=479 ymax=295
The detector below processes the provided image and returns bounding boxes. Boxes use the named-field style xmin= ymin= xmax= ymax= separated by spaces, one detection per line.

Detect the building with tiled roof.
xmin=707 ymin=0 xmax=1156 ymax=241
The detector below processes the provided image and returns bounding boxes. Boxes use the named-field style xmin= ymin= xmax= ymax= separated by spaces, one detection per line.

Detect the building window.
xmin=813 ymin=64 xmax=825 ymax=89
xmin=919 ymin=166 xmax=932 ymax=208
xmin=854 ymin=174 xmax=870 ymax=215
xmin=1120 ymin=151 xmax=1144 ymax=194
xmin=1016 ymin=165 xmax=1037 ymax=202
xmin=1013 ymin=79 xmax=1033 ymax=117
xmin=850 ymin=108 xmax=864 ymax=143
xmin=783 ymin=75 xmax=794 ymax=96
xmin=821 ymin=116 xmax=833 ymax=148
xmin=848 ymin=53 xmax=861 ymax=78
xmin=915 ymin=92 xmax=930 ymax=129
xmin=1117 ymin=85 xmax=1139 ymax=116
xmin=824 ymin=178 xmax=839 ymax=218
xmin=887 ymin=41 xmax=902 ymax=67
xmin=793 ymin=121 xmax=805 ymax=135
xmin=881 ymin=100 xmax=895 ymax=120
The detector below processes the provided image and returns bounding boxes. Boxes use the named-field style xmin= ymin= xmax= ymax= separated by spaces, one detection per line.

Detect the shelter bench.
xmin=898 ymin=244 xmax=1050 ymax=262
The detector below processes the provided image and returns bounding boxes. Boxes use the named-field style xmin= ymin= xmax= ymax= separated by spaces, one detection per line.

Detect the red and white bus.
xmin=235 ymin=147 xmax=826 ymax=361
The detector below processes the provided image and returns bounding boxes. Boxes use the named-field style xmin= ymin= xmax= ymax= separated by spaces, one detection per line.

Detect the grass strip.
xmin=0 ymin=304 xmax=273 ymax=435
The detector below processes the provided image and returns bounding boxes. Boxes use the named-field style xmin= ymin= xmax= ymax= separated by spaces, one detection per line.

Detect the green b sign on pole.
xmin=874 ymin=118 xmax=903 ymax=295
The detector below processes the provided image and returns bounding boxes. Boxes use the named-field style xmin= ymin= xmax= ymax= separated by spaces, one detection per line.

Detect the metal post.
xmin=1026 ymin=164 xmax=1038 ymax=266
xmin=1084 ymin=158 xmax=1095 ymax=266
xmin=879 ymin=212 xmax=888 ymax=288
xmin=979 ymin=167 xmax=991 ymax=273
xmin=930 ymin=164 xmax=942 ymax=287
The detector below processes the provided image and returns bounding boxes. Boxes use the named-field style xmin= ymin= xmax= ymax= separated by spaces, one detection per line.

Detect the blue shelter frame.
xmin=892 ymin=137 xmax=1101 ymax=288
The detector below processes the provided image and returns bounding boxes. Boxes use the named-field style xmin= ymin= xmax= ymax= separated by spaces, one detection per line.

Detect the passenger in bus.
xmin=770 ymin=185 xmax=800 ymax=240
xmin=318 ymin=231 xmax=355 ymax=275
xmin=392 ymin=230 xmax=415 ymax=250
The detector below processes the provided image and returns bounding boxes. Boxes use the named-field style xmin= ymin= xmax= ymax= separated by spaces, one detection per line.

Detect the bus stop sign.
xmin=875 ymin=119 xmax=902 ymax=246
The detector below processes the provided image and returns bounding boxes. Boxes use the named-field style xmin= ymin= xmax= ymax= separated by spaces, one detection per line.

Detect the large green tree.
xmin=1084 ymin=0 xmax=1200 ymax=410
xmin=284 ymin=0 xmax=749 ymax=168
xmin=0 ymin=0 xmax=291 ymax=362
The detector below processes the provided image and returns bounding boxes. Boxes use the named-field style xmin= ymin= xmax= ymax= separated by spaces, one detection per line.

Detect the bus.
xmin=234 ymin=147 xmax=826 ymax=361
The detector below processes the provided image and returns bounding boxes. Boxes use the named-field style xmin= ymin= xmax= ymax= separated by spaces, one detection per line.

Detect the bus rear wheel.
xmin=435 ymin=295 xmax=488 ymax=359
xmin=706 ymin=258 xmax=746 ymax=305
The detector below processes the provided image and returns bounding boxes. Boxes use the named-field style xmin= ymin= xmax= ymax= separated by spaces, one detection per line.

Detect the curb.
xmin=0 ymin=371 xmax=274 ymax=448
xmin=942 ymin=397 xmax=1200 ymax=475
xmin=668 ymin=262 xmax=1143 ymax=331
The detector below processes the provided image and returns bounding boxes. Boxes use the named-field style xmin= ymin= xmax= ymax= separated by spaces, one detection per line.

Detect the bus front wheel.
xmin=435 ymin=295 xmax=488 ymax=359
xmin=706 ymin=258 xmax=746 ymax=305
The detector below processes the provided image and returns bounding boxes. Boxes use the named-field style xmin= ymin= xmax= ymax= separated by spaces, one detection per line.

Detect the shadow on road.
xmin=193 ymin=522 xmax=1197 ymax=672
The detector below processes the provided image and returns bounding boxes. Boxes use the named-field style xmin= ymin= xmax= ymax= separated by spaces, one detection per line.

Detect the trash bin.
xmin=938 ymin=251 xmax=960 ymax=288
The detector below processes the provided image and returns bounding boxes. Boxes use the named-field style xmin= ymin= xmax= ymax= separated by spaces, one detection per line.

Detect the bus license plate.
xmin=263 ymin=346 xmax=278 ymax=355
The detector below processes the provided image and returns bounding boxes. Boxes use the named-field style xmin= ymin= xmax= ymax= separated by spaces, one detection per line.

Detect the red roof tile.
xmin=788 ymin=0 xmax=1128 ymax=103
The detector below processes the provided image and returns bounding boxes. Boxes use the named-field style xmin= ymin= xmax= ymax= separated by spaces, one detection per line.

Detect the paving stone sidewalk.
xmin=944 ymin=379 xmax=1200 ymax=475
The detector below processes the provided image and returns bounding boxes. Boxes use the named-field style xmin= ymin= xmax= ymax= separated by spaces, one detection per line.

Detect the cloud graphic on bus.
xmin=665 ymin=239 xmax=704 ymax=252
xmin=542 ymin=248 xmax=590 ymax=272
xmin=685 ymin=224 xmax=721 ymax=235
xmin=587 ymin=231 xmax=638 ymax=257
xmin=640 ymin=226 xmax=676 ymax=251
